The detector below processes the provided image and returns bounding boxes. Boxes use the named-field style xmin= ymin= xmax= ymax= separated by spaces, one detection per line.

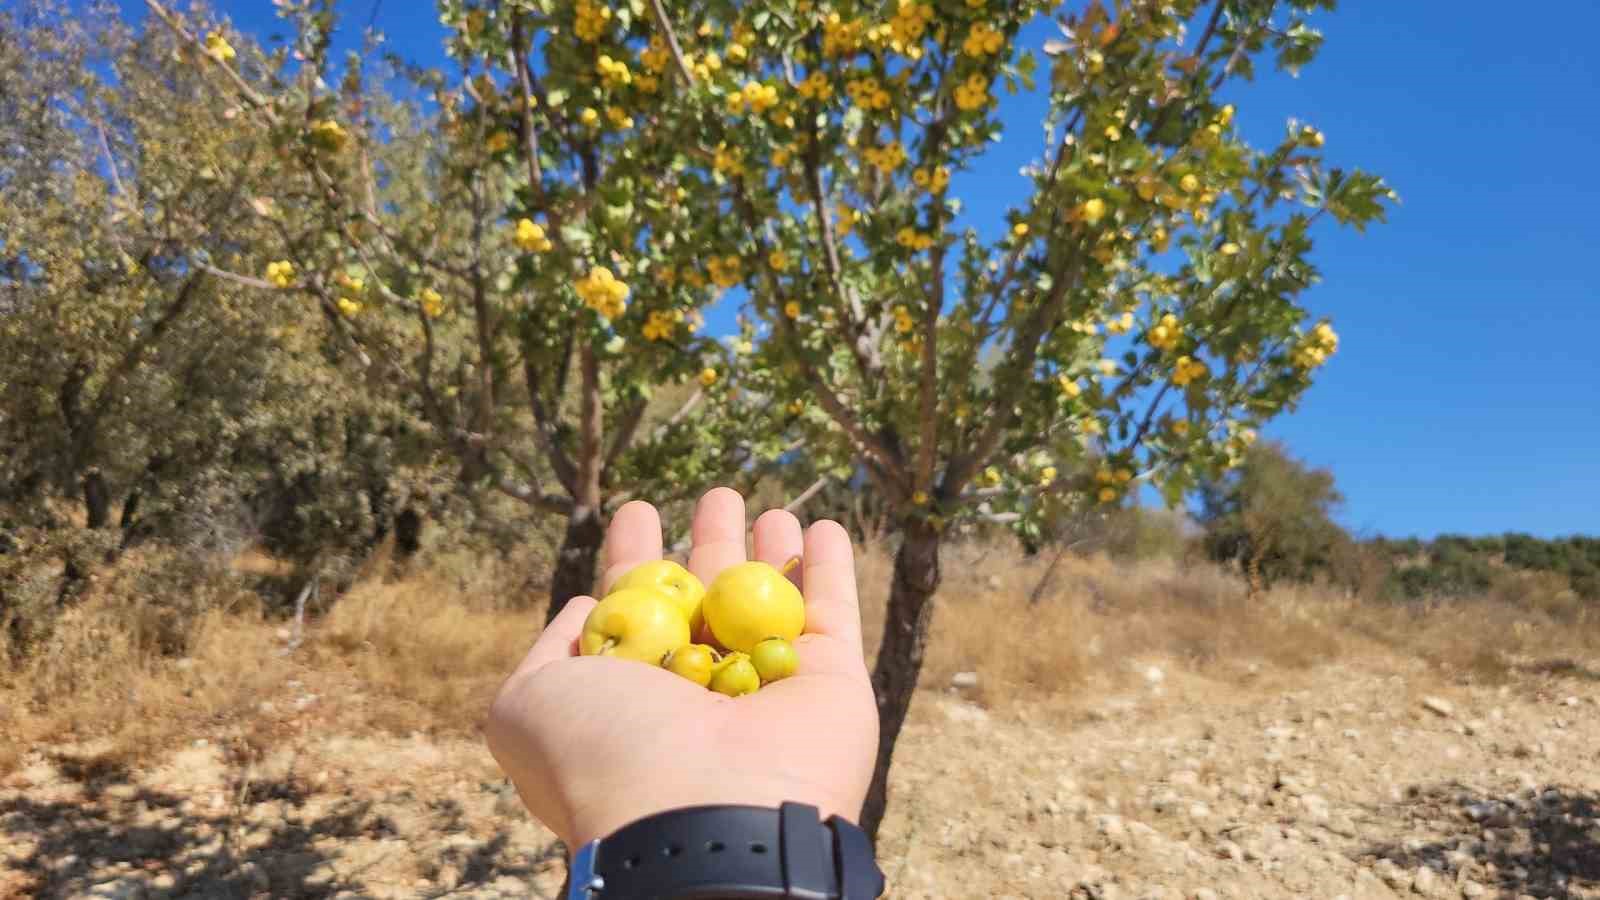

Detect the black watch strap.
xmin=568 ymin=802 xmax=885 ymax=899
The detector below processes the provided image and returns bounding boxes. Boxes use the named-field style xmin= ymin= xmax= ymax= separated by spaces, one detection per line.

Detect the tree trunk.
xmin=394 ymin=505 xmax=423 ymax=561
xmin=861 ymin=519 xmax=943 ymax=840
xmin=547 ymin=505 xmax=603 ymax=625
xmin=82 ymin=468 xmax=110 ymax=530
xmin=546 ymin=344 xmax=607 ymax=625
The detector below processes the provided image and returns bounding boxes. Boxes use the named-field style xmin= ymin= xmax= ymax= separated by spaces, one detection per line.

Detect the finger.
xmin=687 ymin=486 xmax=747 ymax=586
xmin=599 ymin=500 xmax=664 ymax=595
xmin=511 ymin=595 xmax=598 ymax=680
xmin=800 ymin=519 xmax=863 ymax=650
xmin=751 ymin=508 xmax=804 ymax=588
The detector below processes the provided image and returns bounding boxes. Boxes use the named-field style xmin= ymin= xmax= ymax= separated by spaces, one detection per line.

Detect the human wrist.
xmin=567 ymin=800 xmax=885 ymax=900
xmin=565 ymin=771 xmax=861 ymax=853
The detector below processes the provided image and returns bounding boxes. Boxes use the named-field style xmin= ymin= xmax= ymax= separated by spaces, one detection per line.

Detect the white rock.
xmin=950 ymin=671 xmax=979 ymax=689
xmin=942 ymin=701 xmax=989 ymax=725
xmin=86 ymin=879 xmax=146 ymax=899
xmin=1375 ymin=860 xmax=1411 ymax=890
xmin=237 ymin=861 xmax=268 ymax=892
xmin=1144 ymin=665 xmax=1166 ymax=685
xmin=1412 ymin=864 xmax=1439 ymax=895
xmin=1422 ymin=696 xmax=1454 ymax=718
xmin=1096 ymin=814 xmax=1126 ymax=838
xmin=1194 ymin=890 xmax=1219 ymax=900
xmin=1460 ymin=882 xmax=1485 ymax=898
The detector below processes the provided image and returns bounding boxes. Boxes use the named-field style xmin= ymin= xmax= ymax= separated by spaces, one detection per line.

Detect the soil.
xmin=4 ymin=652 xmax=1599 ymax=899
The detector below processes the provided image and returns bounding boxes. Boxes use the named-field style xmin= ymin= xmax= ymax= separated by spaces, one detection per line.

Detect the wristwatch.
xmin=566 ymin=801 xmax=886 ymax=899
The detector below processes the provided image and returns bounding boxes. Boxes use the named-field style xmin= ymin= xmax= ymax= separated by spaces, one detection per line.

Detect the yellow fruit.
xmin=610 ymin=560 xmax=706 ymax=635
xmin=703 ymin=561 xmax=805 ymax=653
xmin=663 ymin=643 xmax=718 ymax=687
xmin=749 ymin=637 xmax=799 ymax=684
xmin=578 ymin=589 xmax=689 ymax=665
xmin=709 ymin=652 xmax=760 ymax=697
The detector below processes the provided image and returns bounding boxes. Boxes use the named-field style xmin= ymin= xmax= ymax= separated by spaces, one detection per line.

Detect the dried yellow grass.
xmin=4 ymin=538 xmax=1596 ymax=775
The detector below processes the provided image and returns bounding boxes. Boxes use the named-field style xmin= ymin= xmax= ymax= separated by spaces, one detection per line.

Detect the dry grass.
xmin=4 ymin=537 xmax=1597 ymax=775
xmin=301 ymin=573 xmax=536 ymax=734
xmin=0 ymin=599 xmax=293 ymax=774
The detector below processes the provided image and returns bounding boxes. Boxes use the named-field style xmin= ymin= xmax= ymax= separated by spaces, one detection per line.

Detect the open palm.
xmin=485 ymin=488 xmax=879 ymax=851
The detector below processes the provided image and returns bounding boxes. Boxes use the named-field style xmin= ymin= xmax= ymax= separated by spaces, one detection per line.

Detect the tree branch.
xmin=492 ymin=476 xmax=576 ymax=514
xmin=801 ymin=136 xmax=878 ymax=385
xmin=145 ymin=1 xmax=276 ymax=117
xmin=647 ymin=0 xmax=697 ymax=87
xmin=603 ymin=398 xmax=647 ymax=476
xmin=729 ymin=183 xmax=908 ymax=495
xmin=945 ymin=261 xmax=1080 ymax=494
xmin=913 ymin=109 xmax=953 ymax=494
xmin=522 ymin=355 xmax=579 ymax=494
xmin=89 ymin=271 xmax=204 ymax=424
xmin=783 ymin=476 xmax=830 ymax=513
xmin=190 ymin=260 xmax=281 ymax=292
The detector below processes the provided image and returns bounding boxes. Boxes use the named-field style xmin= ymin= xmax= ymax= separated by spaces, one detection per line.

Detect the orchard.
xmin=5 ymin=0 xmax=1392 ymax=843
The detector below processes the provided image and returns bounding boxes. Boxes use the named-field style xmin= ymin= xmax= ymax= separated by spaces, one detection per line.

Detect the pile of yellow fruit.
xmin=579 ymin=560 xmax=804 ymax=697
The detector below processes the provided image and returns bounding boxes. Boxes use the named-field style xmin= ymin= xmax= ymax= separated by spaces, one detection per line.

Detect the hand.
xmin=485 ymin=487 xmax=879 ymax=851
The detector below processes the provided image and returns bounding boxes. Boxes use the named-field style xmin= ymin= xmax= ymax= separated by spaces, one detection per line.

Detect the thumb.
xmin=510 ymin=595 xmax=598 ymax=680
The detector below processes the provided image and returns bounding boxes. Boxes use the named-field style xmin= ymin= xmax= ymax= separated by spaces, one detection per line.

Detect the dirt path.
xmin=4 ymin=652 xmax=1598 ymax=899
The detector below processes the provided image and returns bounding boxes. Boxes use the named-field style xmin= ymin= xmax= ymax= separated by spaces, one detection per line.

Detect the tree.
xmin=654 ymin=0 xmax=1392 ymax=836
xmin=1 ymin=1 xmax=434 ymax=652
xmin=146 ymin=0 xmax=814 ymax=618
xmin=1195 ymin=439 xmax=1352 ymax=591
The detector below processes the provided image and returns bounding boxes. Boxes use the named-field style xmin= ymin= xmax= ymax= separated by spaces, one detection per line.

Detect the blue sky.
xmin=117 ymin=1 xmax=1598 ymax=539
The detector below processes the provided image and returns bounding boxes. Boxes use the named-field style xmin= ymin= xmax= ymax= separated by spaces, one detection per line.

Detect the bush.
xmin=1195 ymin=442 xmax=1356 ymax=589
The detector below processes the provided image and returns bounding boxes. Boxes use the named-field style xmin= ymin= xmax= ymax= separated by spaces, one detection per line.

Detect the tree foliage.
xmin=640 ymin=0 xmax=1392 ymax=835
xmin=1 ymin=1 xmax=437 ymax=655
xmin=1195 ymin=439 xmax=1351 ymax=587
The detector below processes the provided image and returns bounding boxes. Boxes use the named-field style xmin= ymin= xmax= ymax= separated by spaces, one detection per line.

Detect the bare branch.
xmin=801 ymin=143 xmax=879 ymax=384
xmin=647 ymin=0 xmax=698 ymax=87
xmin=913 ymin=108 xmax=954 ymax=494
xmin=522 ymin=355 xmax=579 ymax=493
xmin=493 ymin=476 xmax=576 ymax=514
xmin=728 ymin=183 xmax=909 ymax=495
xmin=190 ymin=260 xmax=282 ymax=292
xmin=945 ymin=261 xmax=1080 ymax=494
xmin=145 ymin=1 xmax=276 ymax=117
xmin=574 ymin=343 xmax=606 ymax=509
xmin=93 ymin=122 xmax=130 ymax=209
xmin=783 ymin=476 xmax=830 ymax=514
xmin=511 ymin=16 xmax=545 ymax=193
xmin=604 ymin=399 xmax=647 ymax=475
xmin=666 ymin=388 xmax=703 ymax=427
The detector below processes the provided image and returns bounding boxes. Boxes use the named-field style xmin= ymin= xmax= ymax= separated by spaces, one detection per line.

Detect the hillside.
xmin=4 ymin=547 xmax=1599 ymax=898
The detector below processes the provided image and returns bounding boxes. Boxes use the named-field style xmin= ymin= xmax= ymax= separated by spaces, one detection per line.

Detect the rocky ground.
xmin=4 ymin=651 xmax=1599 ymax=899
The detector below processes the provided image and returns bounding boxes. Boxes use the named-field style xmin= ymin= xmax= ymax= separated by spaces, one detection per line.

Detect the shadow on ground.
xmin=1520 ymin=658 xmax=1600 ymax=682
xmin=1 ymin=750 xmax=564 ymax=898
xmin=1358 ymin=781 xmax=1600 ymax=899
